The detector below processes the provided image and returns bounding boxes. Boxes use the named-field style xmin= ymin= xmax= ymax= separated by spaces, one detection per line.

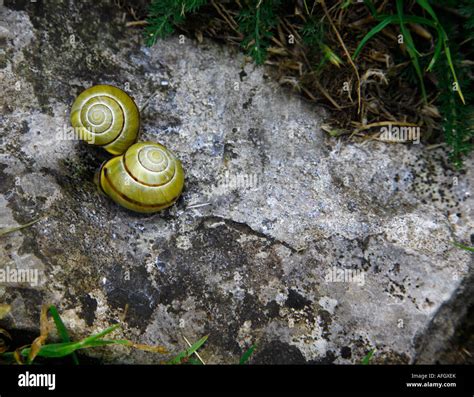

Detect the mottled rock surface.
xmin=0 ymin=1 xmax=472 ymax=364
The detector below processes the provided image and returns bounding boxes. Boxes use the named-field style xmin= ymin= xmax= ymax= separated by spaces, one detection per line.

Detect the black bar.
xmin=0 ymin=365 xmax=472 ymax=395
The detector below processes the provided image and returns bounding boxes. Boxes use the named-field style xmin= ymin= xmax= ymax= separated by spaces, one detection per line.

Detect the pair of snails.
xmin=70 ymin=85 xmax=184 ymax=213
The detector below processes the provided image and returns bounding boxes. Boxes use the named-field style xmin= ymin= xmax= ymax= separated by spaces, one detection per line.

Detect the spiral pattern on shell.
xmin=70 ymin=85 xmax=140 ymax=155
xmin=98 ymin=142 xmax=185 ymax=213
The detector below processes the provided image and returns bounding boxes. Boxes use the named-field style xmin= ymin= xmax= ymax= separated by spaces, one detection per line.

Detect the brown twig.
xmin=353 ymin=121 xmax=419 ymax=134
xmin=308 ymin=81 xmax=342 ymax=110
xmin=211 ymin=0 xmax=243 ymax=38
xmin=126 ymin=20 xmax=148 ymax=27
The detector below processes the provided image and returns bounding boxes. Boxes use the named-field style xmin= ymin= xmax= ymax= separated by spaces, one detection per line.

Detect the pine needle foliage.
xmin=435 ymin=59 xmax=473 ymax=168
xmin=144 ymin=0 xmax=208 ymax=46
xmin=433 ymin=0 xmax=474 ymax=168
xmin=236 ymin=0 xmax=281 ymax=65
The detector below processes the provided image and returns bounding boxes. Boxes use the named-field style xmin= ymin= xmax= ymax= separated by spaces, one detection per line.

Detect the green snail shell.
xmin=98 ymin=141 xmax=185 ymax=213
xmin=70 ymin=85 xmax=140 ymax=155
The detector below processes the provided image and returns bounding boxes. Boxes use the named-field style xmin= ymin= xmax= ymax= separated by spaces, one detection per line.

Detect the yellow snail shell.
xmin=70 ymin=85 xmax=140 ymax=155
xmin=97 ymin=141 xmax=185 ymax=213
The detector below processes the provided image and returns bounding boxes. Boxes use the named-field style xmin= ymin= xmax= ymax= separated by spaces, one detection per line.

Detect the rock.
xmin=0 ymin=1 xmax=472 ymax=364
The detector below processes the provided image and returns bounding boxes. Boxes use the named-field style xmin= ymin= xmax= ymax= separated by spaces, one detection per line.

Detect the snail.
xmin=70 ymin=85 xmax=140 ymax=155
xmin=96 ymin=141 xmax=185 ymax=213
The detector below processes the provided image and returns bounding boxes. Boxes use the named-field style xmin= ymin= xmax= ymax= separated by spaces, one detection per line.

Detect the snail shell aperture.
xmin=98 ymin=141 xmax=185 ymax=213
xmin=70 ymin=84 xmax=140 ymax=155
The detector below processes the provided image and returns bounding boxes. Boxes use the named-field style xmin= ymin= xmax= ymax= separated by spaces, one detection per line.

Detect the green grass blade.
xmin=167 ymin=335 xmax=208 ymax=364
xmin=321 ymin=43 xmax=343 ymax=67
xmin=0 ymin=218 xmax=41 ymax=237
xmin=396 ymin=0 xmax=421 ymax=56
xmin=186 ymin=357 xmax=203 ymax=365
xmin=18 ymin=341 xmax=83 ymax=358
xmin=341 ymin=0 xmax=351 ymax=10
xmin=17 ymin=339 xmax=124 ymax=358
xmin=33 ymin=324 xmax=121 ymax=358
xmin=80 ymin=324 xmax=120 ymax=345
xmin=453 ymin=242 xmax=474 ymax=252
xmin=352 ymin=16 xmax=398 ymax=59
xmin=396 ymin=0 xmax=426 ymax=102
xmin=415 ymin=0 xmax=465 ymax=103
xmin=1 ymin=321 xmax=167 ymax=361
xmin=239 ymin=344 xmax=256 ymax=364
xmin=415 ymin=0 xmax=439 ymax=23
xmin=352 ymin=14 xmax=436 ymax=60
xmin=375 ymin=14 xmax=437 ymax=28
xmin=74 ymin=339 xmax=126 ymax=348
xmin=443 ymin=42 xmax=465 ymax=104
xmin=427 ymin=34 xmax=443 ymax=71
xmin=395 ymin=15 xmax=438 ymax=28
xmin=361 ymin=349 xmax=375 ymax=364
xmin=49 ymin=305 xmax=79 ymax=365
